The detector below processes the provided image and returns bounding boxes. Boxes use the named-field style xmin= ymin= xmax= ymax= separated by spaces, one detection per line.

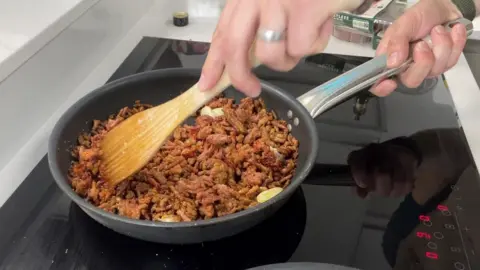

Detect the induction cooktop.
xmin=0 ymin=37 xmax=479 ymax=270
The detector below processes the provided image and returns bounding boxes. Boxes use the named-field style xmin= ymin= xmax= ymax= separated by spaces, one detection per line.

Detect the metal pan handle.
xmin=296 ymin=18 xmax=473 ymax=118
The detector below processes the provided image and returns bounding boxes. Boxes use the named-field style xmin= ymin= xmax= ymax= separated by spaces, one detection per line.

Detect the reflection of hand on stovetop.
xmin=347 ymin=128 xmax=470 ymax=203
xmin=347 ymin=128 xmax=472 ymax=268
xmin=347 ymin=135 xmax=420 ymax=199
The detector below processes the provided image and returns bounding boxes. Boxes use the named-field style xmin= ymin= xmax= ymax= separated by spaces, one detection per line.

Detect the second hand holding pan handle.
xmin=297 ymin=18 xmax=474 ymax=119
xmin=299 ymin=18 xmax=473 ymax=187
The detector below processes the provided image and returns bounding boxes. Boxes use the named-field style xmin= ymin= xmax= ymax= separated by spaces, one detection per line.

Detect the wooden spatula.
xmin=100 ymin=58 xmax=262 ymax=186
xmin=100 ymin=0 xmax=368 ymax=186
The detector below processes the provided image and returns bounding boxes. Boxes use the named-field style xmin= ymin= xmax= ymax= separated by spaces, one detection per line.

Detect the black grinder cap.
xmin=173 ymin=11 xmax=189 ymax=27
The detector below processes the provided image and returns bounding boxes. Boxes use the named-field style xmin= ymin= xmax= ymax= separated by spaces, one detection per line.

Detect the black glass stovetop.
xmin=1 ymin=37 xmax=479 ymax=270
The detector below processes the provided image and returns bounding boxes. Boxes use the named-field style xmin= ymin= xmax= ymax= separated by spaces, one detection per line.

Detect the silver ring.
xmin=257 ymin=29 xmax=286 ymax=42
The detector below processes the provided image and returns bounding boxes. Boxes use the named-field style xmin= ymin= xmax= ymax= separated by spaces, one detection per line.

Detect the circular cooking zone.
xmin=69 ymin=187 xmax=307 ymax=269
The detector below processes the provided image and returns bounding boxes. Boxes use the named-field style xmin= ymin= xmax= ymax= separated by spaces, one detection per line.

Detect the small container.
xmin=173 ymin=11 xmax=189 ymax=27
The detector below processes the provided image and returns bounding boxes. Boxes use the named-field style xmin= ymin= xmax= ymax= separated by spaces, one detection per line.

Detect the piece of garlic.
xmin=256 ymin=187 xmax=283 ymax=203
xmin=200 ymin=106 xmax=213 ymax=117
xmin=211 ymin=107 xmax=224 ymax=117
xmin=200 ymin=106 xmax=224 ymax=118
xmin=269 ymin=146 xmax=284 ymax=161
xmin=160 ymin=214 xmax=181 ymax=222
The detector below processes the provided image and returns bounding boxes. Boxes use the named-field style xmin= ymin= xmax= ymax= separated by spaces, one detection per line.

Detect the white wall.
xmin=0 ymin=0 xmax=100 ymax=82
xmin=0 ymin=0 xmax=154 ymax=204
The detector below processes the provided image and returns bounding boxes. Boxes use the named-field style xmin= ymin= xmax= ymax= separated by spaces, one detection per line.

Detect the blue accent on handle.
xmin=317 ymin=55 xmax=389 ymax=95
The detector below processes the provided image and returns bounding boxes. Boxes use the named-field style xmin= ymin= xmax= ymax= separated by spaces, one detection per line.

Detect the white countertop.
xmin=0 ymin=0 xmax=83 ymax=51
xmin=0 ymin=0 xmax=479 ymax=208
xmin=0 ymin=0 xmax=99 ymax=82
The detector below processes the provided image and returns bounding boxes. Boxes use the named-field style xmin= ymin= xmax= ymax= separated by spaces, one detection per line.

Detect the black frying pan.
xmin=48 ymin=68 xmax=356 ymax=244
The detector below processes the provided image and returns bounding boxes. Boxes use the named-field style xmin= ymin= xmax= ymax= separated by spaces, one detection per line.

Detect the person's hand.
xmin=347 ymin=139 xmax=419 ymax=198
xmin=370 ymin=0 xmax=467 ymax=97
xmin=198 ymin=0 xmax=366 ymax=97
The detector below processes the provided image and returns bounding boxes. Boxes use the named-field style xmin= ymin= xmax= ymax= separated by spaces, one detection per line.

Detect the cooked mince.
xmin=69 ymin=97 xmax=299 ymax=221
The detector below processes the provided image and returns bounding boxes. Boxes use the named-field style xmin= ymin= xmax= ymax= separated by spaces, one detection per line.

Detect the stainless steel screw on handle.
xmin=297 ymin=18 xmax=474 ymax=119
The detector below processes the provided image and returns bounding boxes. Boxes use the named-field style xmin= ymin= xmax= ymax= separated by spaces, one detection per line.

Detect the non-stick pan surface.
xmin=48 ymin=68 xmax=321 ymax=244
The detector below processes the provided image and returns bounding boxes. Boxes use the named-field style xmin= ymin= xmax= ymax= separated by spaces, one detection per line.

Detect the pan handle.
xmin=303 ymin=164 xmax=356 ymax=186
xmin=296 ymin=18 xmax=473 ymax=119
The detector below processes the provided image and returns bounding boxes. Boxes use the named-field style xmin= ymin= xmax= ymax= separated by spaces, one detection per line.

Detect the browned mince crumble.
xmin=69 ymin=97 xmax=299 ymax=222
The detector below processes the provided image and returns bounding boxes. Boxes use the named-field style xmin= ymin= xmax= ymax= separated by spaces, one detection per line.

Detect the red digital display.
xmin=416 ymin=232 xmax=431 ymax=240
xmin=425 ymin=252 xmax=439 ymax=260
xmin=437 ymin=205 xmax=449 ymax=211
xmin=419 ymin=215 xmax=431 ymax=222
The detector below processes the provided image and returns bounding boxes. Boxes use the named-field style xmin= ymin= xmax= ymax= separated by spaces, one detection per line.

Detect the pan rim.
xmin=48 ymin=68 xmax=319 ymax=229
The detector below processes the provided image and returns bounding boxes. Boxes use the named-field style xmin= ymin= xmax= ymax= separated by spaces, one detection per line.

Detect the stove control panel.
xmin=400 ymin=167 xmax=480 ymax=270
